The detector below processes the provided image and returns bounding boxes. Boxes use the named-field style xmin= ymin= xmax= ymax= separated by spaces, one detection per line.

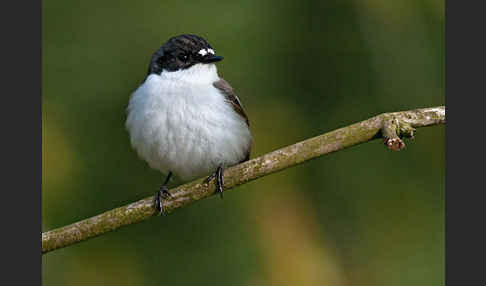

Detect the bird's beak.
xmin=202 ymin=55 xmax=224 ymax=63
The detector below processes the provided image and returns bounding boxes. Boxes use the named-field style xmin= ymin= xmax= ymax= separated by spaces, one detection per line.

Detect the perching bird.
xmin=126 ymin=34 xmax=253 ymax=214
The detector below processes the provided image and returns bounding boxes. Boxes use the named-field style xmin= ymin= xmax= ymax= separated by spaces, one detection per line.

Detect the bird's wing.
xmin=213 ymin=78 xmax=250 ymax=127
xmin=213 ymin=78 xmax=252 ymax=162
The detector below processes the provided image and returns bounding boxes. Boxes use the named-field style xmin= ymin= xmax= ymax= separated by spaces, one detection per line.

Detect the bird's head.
xmin=148 ymin=34 xmax=223 ymax=75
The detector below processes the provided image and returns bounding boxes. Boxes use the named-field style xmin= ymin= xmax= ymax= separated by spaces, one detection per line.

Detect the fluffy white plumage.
xmin=126 ymin=63 xmax=252 ymax=184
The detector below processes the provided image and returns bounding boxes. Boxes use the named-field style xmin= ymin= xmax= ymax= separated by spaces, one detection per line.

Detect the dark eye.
xmin=177 ymin=53 xmax=188 ymax=62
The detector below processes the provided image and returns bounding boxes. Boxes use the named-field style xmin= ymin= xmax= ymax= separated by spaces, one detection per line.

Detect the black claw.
xmin=203 ymin=172 xmax=217 ymax=185
xmin=216 ymin=166 xmax=224 ymax=198
xmin=155 ymin=172 xmax=173 ymax=216
xmin=155 ymin=189 xmax=162 ymax=214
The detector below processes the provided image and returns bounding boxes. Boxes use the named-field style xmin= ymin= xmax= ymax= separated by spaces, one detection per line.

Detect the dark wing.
xmin=213 ymin=78 xmax=250 ymax=127
xmin=213 ymin=78 xmax=252 ymax=162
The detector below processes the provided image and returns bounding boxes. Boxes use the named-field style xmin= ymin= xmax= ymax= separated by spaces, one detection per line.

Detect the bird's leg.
xmin=155 ymin=171 xmax=173 ymax=215
xmin=204 ymin=165 xmax=224 ymax=198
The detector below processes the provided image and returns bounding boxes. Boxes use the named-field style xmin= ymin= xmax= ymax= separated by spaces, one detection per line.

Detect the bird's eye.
xmin=178 ymin=53 xmax=189 ymax=62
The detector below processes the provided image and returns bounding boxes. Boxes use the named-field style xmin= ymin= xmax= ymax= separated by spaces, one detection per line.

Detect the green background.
xmin=43 ymin=0 xmax=444 ymax=285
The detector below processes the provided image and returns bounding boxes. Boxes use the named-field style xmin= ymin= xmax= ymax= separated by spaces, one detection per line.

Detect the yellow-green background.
xmin=42 ymin=0 xmax=444 ymax=285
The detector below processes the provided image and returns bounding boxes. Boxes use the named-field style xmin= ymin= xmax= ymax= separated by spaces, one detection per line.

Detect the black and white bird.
xmin=126 ymin=34 xmax=253 ymax=214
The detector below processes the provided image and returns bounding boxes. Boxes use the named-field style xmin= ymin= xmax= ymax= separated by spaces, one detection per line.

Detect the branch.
xmin=42 ymin=106 xmax=445 ymax=254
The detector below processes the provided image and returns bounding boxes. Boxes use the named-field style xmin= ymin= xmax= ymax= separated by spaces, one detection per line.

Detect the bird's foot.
xmin=203 ymin=166 xmax=224 ymax=198
xmin=155 ymin=172 xmax=173 ymax=215
xmin=155 ymin=186 xmax=172 ymax=215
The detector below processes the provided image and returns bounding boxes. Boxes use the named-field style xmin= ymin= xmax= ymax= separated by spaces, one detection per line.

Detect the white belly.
xmin=126 ymin=73 xmax=252 ymax=183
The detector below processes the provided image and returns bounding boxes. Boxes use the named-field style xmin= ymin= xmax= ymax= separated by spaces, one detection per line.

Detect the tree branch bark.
xmin=42 ymin=106 xmax=445 ymax=254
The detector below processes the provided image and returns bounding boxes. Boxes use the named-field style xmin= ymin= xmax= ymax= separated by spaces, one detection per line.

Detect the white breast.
xmin=125 ymin=64 xmax=252 ymax=183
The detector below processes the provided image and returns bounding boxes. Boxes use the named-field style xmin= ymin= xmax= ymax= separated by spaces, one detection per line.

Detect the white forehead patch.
xmin=198 ymin=49 xmax=208 ymax=56
xmin=198 ymin=48 xmax=215 ymax=56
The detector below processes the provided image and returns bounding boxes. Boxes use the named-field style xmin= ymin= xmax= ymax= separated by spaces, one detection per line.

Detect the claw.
xmin=203 ymin=172 xmax=217 ymax=185
xmin=155 ymin=172 xmax=173 ymax=215
xmin=216 ymin=166 xmax=224 ymax=198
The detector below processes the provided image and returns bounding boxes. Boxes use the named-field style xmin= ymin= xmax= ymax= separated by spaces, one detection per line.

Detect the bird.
xmin=125 ymin=34 xmax=253 ymax=215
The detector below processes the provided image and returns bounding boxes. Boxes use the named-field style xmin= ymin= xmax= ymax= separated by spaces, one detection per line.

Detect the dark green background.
xmin=43 ymin=0 xmax=444 ymax=285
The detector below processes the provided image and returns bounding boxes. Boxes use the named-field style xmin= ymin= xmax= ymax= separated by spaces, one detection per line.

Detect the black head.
xmin=147 ymin=34 xmax=223 ymax=75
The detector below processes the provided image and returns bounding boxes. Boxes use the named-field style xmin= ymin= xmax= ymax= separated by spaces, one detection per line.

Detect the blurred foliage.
xmin=42 ymin=0 xmax=444 ymax=285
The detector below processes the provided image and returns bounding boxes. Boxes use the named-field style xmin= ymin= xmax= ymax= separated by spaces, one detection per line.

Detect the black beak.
xmin=202 ymin=55 xmax=224 ymax=63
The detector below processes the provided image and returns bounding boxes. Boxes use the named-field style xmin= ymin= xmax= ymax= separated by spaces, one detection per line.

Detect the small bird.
xmin=126 ymin=34 xmax=253 ymax=214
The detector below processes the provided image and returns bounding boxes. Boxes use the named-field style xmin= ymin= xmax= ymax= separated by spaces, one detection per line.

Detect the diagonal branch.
xmin=42 ymin=106 xmax=445 ymax=254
